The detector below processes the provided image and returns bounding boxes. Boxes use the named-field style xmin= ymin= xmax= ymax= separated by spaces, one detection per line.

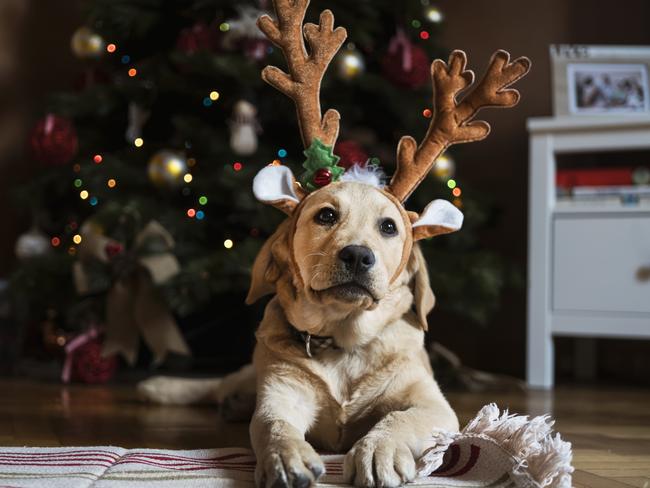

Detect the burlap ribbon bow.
xmin=73 ymin=220 xmax=190 ymax=365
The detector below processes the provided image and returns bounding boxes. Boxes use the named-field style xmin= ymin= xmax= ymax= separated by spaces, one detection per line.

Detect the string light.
xmin=128 ymin=68 xmax=137 ymax=77
xmin=73 ymin=234 xmax=83 ymax=244
xmin=106 ymin=43 xmax=117 ymax=53
xmin=187 ymin=208 xmax=196 ymax=218
xmin=278 ymin=148 xmax=287 ymax=158
xmin=223 ymin=239 xmax=233 ymax=249
xmin=93 ymin=154 xmax=103 ymax=164
xmin=452 ymin=187 xmax=462 ymax=197
xmin=89 ymin=196 xmax=98 ymax=206
xmin=68 ymin=246 xmax=77 ymax=256
xmin=183 ymin=173 xmax=193 ymax=183
xmin=187 ymin=158 xmax=196 ymax=167
xmin=411 ymin=19 xmax=422 ymax=28
xmin=51 ymin=237 xmax=61 ymax=247
xmin=195 ymin=210 xmax=205 ymax=220
xmin=209 ymin=91 xmax=220 ymax=101
xmin=453 ymin=197 xmax=463 ymax=208
xmin=419 ymin=31 xmax=430 ymax=40
xmin=107 ymin=178 xmax=116 ymax=188
xmin=447 ymin=179 xmax=457 ymax=189
xmin=74 ymin=179 xmax=83 ymax=188
xmin=198 ymin=195 xmax=208 ymax=205
xmin=425 ymin=7 xmax=443 ymax=23
xmin=233 ymin=162 xmax=243 ymax=171
xmin=121 ymin=55 xmax=130 ymax=64
xmin=73 ymin=164 xmax=81 ymax=173
xmin=219 ymin=22 xmax=230 ymax=32
xmin=79 ymin=190 xmax=89 ymax=200
xmin=134 ymin=137 xmax=144 ymax=147
xmin=203 ymin=97 xmax=213 ymax=107
xmin=422 ymin=108 xmax=432 ymax=118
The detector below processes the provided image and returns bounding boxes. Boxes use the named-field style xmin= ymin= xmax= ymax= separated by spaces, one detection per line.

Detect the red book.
xmin=556 ymin=167 xmax=633 ymax=188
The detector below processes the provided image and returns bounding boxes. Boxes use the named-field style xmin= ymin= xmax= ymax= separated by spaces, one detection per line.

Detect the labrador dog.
xmin=141 ymin=178 xmax=462 ymax=488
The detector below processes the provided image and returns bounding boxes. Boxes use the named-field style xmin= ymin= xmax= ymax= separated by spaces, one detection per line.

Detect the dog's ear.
xmin=253 ymin=165 xmax=305 ymax=215
xmin=246 ymin=220 xmax=290 ymax=304
xmin=407 ymin=244 xmax=436 ymax=330
xmin=410 ymin=200 xmax=463 ymax=241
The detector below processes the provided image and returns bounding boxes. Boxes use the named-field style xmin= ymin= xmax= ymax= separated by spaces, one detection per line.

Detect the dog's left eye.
xmin=379 ymin=218 xmax=398 ymax=236
xmin=315 ymin=207 xmax=338 ymax=225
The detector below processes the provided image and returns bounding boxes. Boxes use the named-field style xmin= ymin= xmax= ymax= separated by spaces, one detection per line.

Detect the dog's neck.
xmin=275 ymin=275 xmax=414 ymax=350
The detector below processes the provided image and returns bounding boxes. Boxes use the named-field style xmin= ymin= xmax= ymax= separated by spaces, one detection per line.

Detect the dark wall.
xmin=430 ymin=0 xmax=650 ymax=378
xmin=0 ymin=2 xmax=81 ymax=274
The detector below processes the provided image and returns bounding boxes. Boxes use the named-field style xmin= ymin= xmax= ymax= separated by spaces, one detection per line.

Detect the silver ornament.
xmin=15 ymin=227 xmax=50 ymax=260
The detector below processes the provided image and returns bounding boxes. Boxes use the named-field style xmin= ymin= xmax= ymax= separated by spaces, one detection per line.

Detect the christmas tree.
xmin=9 ymin=0 xmax=515 ymax=376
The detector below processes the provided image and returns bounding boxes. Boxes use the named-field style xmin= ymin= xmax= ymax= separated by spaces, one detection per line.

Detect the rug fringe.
xmin=463 ymin=403 xmax=574 ymax=488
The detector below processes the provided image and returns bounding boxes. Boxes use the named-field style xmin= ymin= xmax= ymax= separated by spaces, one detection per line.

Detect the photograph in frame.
xmin=567 ymin=63 xmax=649 ymax=114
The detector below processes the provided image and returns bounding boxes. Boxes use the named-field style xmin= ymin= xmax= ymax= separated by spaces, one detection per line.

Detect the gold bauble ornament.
xmin=147 ymin=150 xmax=189 ymax=189
xmin=71 ymin=26 xmax=105 ymax=59
xmin=431 ymin=154 xmax=455 ymax=180
xmin=336 ymin=46 xmax=365 ymax=80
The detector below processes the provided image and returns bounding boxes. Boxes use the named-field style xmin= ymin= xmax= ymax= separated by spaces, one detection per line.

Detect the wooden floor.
xmin=0 ymin=379 xmax=648 ymax=487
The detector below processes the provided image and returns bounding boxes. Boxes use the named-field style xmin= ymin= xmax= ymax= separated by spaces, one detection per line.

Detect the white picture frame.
xmin=550 ymin=45 xmax=650 ymax=116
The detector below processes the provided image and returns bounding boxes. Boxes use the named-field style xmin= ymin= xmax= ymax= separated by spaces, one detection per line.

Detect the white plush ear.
xmin=253 ymin=165 xmax=302 ymax=214
xmin=411 ymin=199 xmax=464 ymax=241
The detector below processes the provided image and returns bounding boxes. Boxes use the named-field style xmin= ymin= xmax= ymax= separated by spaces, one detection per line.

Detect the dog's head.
xmin=245 ymin=165 xmax=463 ymax=331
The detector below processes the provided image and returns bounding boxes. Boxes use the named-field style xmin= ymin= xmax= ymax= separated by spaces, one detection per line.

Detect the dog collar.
xmin=288 ymin=323 xmax=339 ymax=358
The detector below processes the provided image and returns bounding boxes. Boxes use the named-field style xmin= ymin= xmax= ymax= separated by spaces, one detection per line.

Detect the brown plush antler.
xmin=388 ymin=50 xmax=531 ymax=202
xmin=258 ymin=0 xmax=347 ymax=149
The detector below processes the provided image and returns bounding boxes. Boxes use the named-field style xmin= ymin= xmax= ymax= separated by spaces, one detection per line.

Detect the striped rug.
xmin=0 ymin=404 xmax=573 ymax=487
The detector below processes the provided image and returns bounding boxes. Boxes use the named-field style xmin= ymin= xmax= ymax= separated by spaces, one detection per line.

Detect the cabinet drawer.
xmin=552 ymin=215 xmax=650 ymax=314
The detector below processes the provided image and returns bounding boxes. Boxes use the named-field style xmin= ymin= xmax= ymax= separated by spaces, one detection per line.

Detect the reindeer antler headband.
xmin=253 ymin=0 xmax=531 ymax=214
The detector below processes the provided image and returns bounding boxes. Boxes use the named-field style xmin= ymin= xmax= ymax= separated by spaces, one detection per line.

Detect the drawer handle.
xmin=637 ymin=266 xmax=650 ymax=282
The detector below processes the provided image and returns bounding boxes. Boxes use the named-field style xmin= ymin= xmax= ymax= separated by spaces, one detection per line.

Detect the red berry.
xmin=313 ymin=168 xmax=332 ymax=187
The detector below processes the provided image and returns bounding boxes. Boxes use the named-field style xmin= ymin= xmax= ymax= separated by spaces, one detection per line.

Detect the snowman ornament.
xmin=229 ymin=100 xmax=261 ymax=156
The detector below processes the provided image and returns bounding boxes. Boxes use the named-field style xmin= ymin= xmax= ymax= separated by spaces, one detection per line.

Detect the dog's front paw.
xmin=256 ymin=439 xmax=324 ymax=488
xmin=344 ymin=435 xmax=416 ymax=488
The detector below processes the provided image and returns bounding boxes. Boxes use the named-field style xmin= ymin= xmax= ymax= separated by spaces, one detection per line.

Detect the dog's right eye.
xmin=315 ymin=208 xmax=338 ymax=225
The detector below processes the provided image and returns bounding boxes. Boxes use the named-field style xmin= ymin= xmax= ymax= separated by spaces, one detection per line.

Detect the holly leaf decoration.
xmin=301 ymin=139 xmax=344 ymax=191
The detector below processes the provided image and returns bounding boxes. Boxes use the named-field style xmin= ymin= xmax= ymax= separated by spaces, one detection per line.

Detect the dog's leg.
xmin=251 ymin=373 xmax=323 ymax=488
xmin=343 ymin=377 xmax=458 ymax=488
xmin=138 ymin=364 xmax=256 ymax=406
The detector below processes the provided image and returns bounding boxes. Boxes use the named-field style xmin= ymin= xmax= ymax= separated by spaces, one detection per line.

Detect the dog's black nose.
xmin=338 ymin=245 xmax=375 ymax=274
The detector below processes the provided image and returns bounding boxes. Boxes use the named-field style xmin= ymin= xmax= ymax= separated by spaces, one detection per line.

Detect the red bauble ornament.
xmin=314 ymin=168 xmax=333 ymax=187
xmin=381 ymin=36 xmax=430 ymax=89
xmin=29 ymin=114 xmax=79 ymax=166
xmin=335 ymin=141 xmax=369 ymax=170
xmin=105 ymin=242 xmax=124 ymax=259
xmin=72 ymin=339 xmax=118 ymax=384
xmin=176 ymin=22 xmax=218 ymax=54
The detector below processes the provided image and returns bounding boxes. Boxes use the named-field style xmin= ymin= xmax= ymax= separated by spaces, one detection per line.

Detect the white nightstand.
xmin=527 ymin=115 xmax=650 ymax=388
